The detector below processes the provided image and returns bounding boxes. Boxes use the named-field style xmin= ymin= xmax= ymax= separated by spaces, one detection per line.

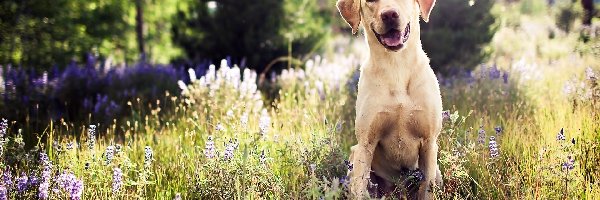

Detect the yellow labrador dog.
xmin=337 ymin=0 xmax=442 ymax=198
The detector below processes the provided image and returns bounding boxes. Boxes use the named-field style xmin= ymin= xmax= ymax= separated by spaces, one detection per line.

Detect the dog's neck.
xmin=361 ymin=16 xmax=429 ymax=90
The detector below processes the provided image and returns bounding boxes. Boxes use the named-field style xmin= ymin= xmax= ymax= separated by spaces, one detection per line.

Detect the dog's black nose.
xmin=381 ymin=10 xmax=399 ymax=25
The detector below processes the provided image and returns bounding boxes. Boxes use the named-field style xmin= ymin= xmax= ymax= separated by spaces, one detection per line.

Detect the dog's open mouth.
xmin=373 ymin=22 xmax=410 ymax=51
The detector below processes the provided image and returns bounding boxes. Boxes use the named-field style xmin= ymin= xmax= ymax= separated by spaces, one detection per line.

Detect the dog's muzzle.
xmin=373 ymin=22 xmax=410 ymax=51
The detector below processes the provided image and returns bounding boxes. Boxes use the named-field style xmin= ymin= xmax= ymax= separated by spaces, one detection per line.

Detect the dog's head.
xmin=337 ymin=0 xmax=436 ymax=51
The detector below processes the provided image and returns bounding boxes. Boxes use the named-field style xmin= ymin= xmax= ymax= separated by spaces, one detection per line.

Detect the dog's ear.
xmin=417 ymin=0 xmax=436 ymax=22
xmin=336 ymin=0 xmax=361 ymax=34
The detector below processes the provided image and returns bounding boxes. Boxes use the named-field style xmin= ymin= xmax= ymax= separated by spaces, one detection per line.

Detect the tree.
xmin=420 ymin=0 xmax=497 ymax=75
xmin=172 ymin=0 xmax=330 ymax=72
xmin=0 ymin=0 xmax=132 ymax=69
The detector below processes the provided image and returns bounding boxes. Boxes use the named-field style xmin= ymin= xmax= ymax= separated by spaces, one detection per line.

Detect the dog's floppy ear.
xmin=417 ymin=0 xmax=436 ymax=22
xmin=336 ymin=0 xmax=361 ymax=34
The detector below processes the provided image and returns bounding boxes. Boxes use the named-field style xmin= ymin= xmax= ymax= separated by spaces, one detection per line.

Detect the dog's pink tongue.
xmin=382 ymin=31 xmax=402 ymax=47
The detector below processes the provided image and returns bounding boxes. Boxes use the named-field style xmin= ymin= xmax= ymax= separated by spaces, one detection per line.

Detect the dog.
xmin=336 ymin=0 xmax=442 ymax=199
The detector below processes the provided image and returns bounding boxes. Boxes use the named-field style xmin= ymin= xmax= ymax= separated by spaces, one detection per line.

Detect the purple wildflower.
xmin=2 ymin=170 xmax=12 ymax=188
xmin=174 ymin=193 xmax=182 ymax=200
xmin=557 ymin=128 xmax=566 ymax=141
xmin=56 ymin=172 xmax=84 ymax=200
xmin=240 ymin=113 xmax=249 ymax=128
xmin=309 ymin=164 xmax=316 ymax=174
xmin=488 ymin=65 xmax=501 ymax=79
xmin=17 ymin=174 xmax=28 ymax=193
xmin=258 ymin=109 xmax=270 ymax=136
xmin=0 ymin=185 xmax=6 ymax=200
xmin=489 ymin=136 xmax=499 ymax=158
xmin=259 ymin=150 xmax=267 ymax=165
xmin=39 ymin=153 xmax=52 ymax=199
xmin=340 ymin=176 xmax=350 ymax=188
xmin=335 ymin=122 xmax=343 ymax=133
xmin=88 ymin=125 xmax=97 ymax=150
xmin=441 ymin=110 xmax=450 ymax=121
xmin=562 ymin=156 xmax=575 ymax=171
xmin=344 ymin=160 xmax=353 ymax=171
xmin=144 ymin=146 xmax=153 ymax=167
xmin=66 ymin=142 xmax=75 ymax=150
xmin=223 ymin=140 xmax=235 ymax=161
xmin=0 ymin=118 xmax=7 ymax=138
xmin=215 ymin=123 xmax=225 ymax=132
xmin=477 ymin=126 xmax=486 ymax=144
xmin=585 ymin=67 xmax=596 ymax=81
xmin=112 ymin=167 xmax=122 ymax=194
xmin=494 ymin=126 xmax=503 ymax=134
xmin=502 ymin=72 xmax=509 ymax=84
xmin=105 ymin=145 xmax=114 ymax=165
xmin=204 ymin=136 xmax=216 ymax=159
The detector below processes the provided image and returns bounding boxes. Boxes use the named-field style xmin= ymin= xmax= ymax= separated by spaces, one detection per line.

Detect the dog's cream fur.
xmin=337 ymin=0 xmax=442 ymax=198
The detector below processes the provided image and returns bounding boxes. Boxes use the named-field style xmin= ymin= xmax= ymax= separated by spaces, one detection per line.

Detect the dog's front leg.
xmin=417 ymin=138 xmax=441 ymax=199
xmin=349 ymin=112 xmax=388 ymax=199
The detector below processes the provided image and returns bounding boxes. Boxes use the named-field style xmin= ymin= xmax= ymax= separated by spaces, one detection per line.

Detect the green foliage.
xmin=555 ymin=0 xmax=583 ymax=33
xmin=421 ymin=0 xmax=497 ymax=75
xmin=0 ymin=0 xmax=183 ymax=69
xmin=172 ymin=0 xmax=330 ymax=72
xmin=0 ymin=0 xmax=131 ymax=69
xmin=519 ymin=0 xmax=548 ymax=15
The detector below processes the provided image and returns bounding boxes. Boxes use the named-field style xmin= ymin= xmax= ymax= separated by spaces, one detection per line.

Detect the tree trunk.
xmin=581 ymin=0 xmax=594 ymax=26
xmin=136 ymin=0 xmax=146 ymax=61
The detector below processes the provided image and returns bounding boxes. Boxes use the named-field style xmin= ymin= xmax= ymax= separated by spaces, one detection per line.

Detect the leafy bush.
xmin=420 ymin=0 xmax=497 ymax=75
xmin=172 ymin=0 xmax=330 ymax=73
xmin=555 ymin=0 xmax=583 ymax=33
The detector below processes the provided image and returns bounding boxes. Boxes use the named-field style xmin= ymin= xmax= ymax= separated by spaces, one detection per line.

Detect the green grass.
xmin=1 ymin=2 xmax=600 ymax=199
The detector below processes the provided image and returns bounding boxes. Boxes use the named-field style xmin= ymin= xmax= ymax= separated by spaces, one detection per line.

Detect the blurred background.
xmin=0 ymin=0 xmax=598 ymax=134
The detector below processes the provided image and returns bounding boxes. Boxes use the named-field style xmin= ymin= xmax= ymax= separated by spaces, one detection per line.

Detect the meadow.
xmin=1 ymin=2 xmax=600 ymax=200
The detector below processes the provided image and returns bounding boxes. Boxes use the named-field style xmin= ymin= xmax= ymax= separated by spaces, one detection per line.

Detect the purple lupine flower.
xmin=16 ymin=173 xmax=28 ymax=193
xmin=585 ymin=67 xmax=596 ymax=81
xmin=477 ymin=126 xmax=486 ymax=144
xmin=66 ymin=142 xmax=75 ymax=151
xmin=340 ymin=176 xmax=350 ymax=188
xmin=494 ymin=126 xmax=503 ymax=134
xmin=562 ymin=156 xmax=575 ymax=171
xmin=105 ymin=145 xmax=114 ymax=165
xmin=488 ymin=65 xmax=501 ymax=79
xmin=259 ymin=150 xmax=267 ymax=165
xmin=0 ymin=118 xmax=7 ymax=138
xmin=39 ymin=153 xmax=52 ymax=199
xmin=309 ymin=164 xmax=316 ymax=174
xmin=88 ymin=125 xmax=97 ymax=150
xmin=441 ymin=111 xmax=451 ymax=121
xmin=335 ymin=122 xmax=343 ymax=133
xmin=2 ymin=170 xmax=12 ymax=188
xmin=240 ymin=113 xmax=249 ymax=128
xmin=409 ymin=169 xmax=424 ymax=182
xmin=502 ymin=72 xmax=509 ymax=84
xmin=215 ymin=123 xmax=225 ymax=132
xmin=0 ymin=185 xmax=6 ymax=200
xmin=115 ymin=144 xmax=122 ymax=154
xmin=70 ymin=180 xmax=83 ymax=200
xmin=56 ymin=172 xmax=84 ymax=200
xmin=144 ymin=146 xmax=153 ymax=167
xmin=344 ymin=160 xmax=353 ymax=171
xmin=112 ymin=167 xmax=122 ymax=194
xmin=222 ymin=140 xmax=235 ymax=161
xmin=557 ymin=128 xmax=566 ymax=141
xmin=204 ymin=136 xmax=216 ymax=159
xmin=489 ymin=136 xmax=499 ymax=158
xmin=258 ymin=109 xmax=270 ymax=136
